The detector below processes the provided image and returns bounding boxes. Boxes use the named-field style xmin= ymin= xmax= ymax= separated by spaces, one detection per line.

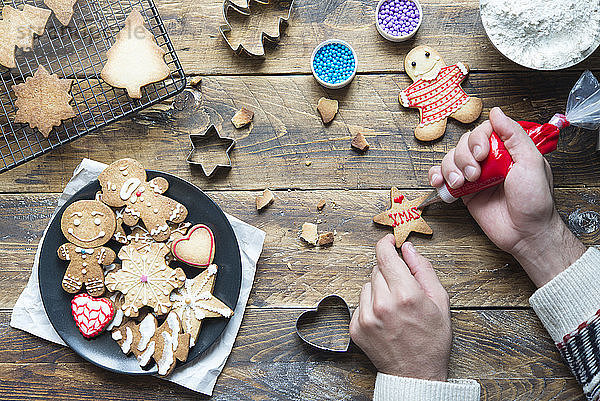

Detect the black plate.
xmin=39 ymin=170 xmax=242 ymax=375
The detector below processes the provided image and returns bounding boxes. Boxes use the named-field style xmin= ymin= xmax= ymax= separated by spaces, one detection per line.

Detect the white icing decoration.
xmin=70 ymin=212 xmax=83 ymax=217
xmin=67 ymin=229 xmax=106 ymax=243
xmin=73 ymin=219 xmax=81 ymax=226
xmin=121 ymin=327 xmax=133 ymax=353
xmin=137 ymin=340 xmax=155 ymax=366
xmin=112 ymin=330 xmax=122 ymax=340
xmin=149 ymin=181 xmax=162 ymax=193
xmin=120 ymin=178 xmax=141 ymax=200
xmin=94 ymin=218 xmax=101 ymax=225
xmin=137 ymin=314 xmax=156 ymax=351
xmin=169 ymin=204 xmax=183 ymax=221
xmin=91 ymin=211 xmax=104 ymax=216
xmin=150 ymin=224 xmax=169 ymax=236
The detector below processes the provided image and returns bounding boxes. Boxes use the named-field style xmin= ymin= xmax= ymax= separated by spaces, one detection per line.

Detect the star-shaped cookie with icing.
xmin=373 ymin=187 xmax=433 ymax=247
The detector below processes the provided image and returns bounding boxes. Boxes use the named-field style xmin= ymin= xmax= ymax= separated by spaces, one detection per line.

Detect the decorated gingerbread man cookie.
xmin=373 ymin=188 xmax=433 ymax=247
xmin=98 ymin=158 xmax=188 ymax=242
xmin=105 ymin=242 xmax=186 ymax=317
xmin=58 ymin=200 xmax=117 ymax=296
xmin=111 ymin=311 xmax=190 ymax=376
xmin=400 ymin=45 xmax=483 ymax=141
xmin=170 ymin=264 xmax=233 ymax=347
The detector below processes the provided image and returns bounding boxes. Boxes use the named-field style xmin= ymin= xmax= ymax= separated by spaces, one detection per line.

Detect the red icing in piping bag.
xmin=423 ymin=114 xmax=567 ymax=206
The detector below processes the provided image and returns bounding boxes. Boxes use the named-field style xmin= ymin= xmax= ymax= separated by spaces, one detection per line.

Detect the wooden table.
xmin=2 ymin=0 xmax=600 ymax=399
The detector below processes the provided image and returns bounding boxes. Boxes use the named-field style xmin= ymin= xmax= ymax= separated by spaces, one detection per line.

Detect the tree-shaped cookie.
xmin=44 ymin=0 xmax=78 ymax=26
xmin=13 ymin=65 xmax=76 ymax=137
xmin=400 ymin=45 xmax=482 ymax=141
xmin=170 ymin=265 xmax=233 ymax=347
xmin=112 ymin=311 xmax=190 ymax=376
xmin=100 ymin=9 xmax=169 ymax=99
xmin=373 ymin=188 xmax=433 ymax=247
xmin=0 ymin=5 xmax=51 ymax=68
xmin=58 ymin=200 xmax=117 ymax=296
xmin=98 ymin=158 xmax=188 ymax=242
xmin=105 ymin=242 xmax=186 ymax=317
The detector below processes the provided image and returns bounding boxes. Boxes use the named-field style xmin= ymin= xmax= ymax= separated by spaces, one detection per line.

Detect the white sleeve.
xmin=374 ymin=373 xmax=480 ymax=401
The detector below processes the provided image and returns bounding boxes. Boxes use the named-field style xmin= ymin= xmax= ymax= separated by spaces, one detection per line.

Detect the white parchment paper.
xmin=10 ymin=158 xmax=265 ymax=395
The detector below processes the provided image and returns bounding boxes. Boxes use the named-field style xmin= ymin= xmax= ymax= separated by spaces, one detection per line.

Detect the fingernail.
xmin=448 ymin=172 xmax=461 ymax=188
xmin=430 ymin=173 xmax=440 ymax=185
xmin=464 ymin=165 xmax=477 ymax=180
xmin=473 ymin=145 xmax=482 ymax=159
xmin=405 ymin=242 xmax=415 ymax=254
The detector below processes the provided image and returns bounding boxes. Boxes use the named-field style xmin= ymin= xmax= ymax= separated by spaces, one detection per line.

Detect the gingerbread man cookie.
xmin=105 ymin=242 xmax=186 ymax=317
xmin=58 ymin=200 xmax=117 ymax=296
xmin=112 ymin=311 xmax=190 ymax=376
xmin=400 ymin=46 xmax=483 ymax=141
xmin=373 ymin=188 xmax=433 ymax=247
xmin=98 ymin=158 xmax=188 ymax=241
xmin=170 ymin=265 xmax=233 ymax=347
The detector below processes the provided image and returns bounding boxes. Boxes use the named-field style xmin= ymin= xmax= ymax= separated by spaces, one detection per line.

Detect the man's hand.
xmin=350 ymin=235 xmax=452 ymax=381
xmin=429 ymin=107 xmax=585 ymax=287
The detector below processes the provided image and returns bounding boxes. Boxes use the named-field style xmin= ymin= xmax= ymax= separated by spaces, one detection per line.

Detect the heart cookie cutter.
xmin=186 ymin=125 xmax=236 ymax=177
xmin=219 ymin=0 xmax=294 ymax=58
xmin=295 ymin=294 xmax=352 ymax=352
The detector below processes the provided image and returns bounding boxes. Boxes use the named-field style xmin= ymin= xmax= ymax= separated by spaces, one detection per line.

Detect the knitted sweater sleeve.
xmin=530 ymin=247 xmax=600 ymax=400
xmin=373 ymin=375 xmax=480 ymax=400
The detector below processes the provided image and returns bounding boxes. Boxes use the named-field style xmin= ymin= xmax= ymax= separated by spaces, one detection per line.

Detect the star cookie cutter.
xmin=219 ymin=0 xmax=294 ymax=58
xmin=186 ymin=125 xmax=236 ymax=177
xmin=295 ymin=295 xmax=352 ymax=353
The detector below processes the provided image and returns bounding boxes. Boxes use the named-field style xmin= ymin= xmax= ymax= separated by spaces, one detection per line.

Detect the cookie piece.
xmin=316 ymin=200 xmax=326 ymax=211
xmin=58 ymin=200 xmax=117 ymax=296
xmin=317 ymin=231 xmax=334 ymax=246
xmin=100 ymin=10 xmax=169 ymax=99
xmin=112 ymin=311 xmax=190 ymax=376
xmin=98 ymin=158 xmax=188 ymax=241
xmin=300 ymin=222 xmax=318 ymax=246
xmin=0 ymin=5 xmax=51 ymax=68
xmin=231 ymin=107 xmax=254 ymax=128
xmin=170 ymin=264 xmax=233 ymax=347
xmin=105 ymin=242 xmax=186 ymax=317
xmin=71 ymin=293 xmax=115 ymax=338
xmin=256 ymin=189 xmax=274 ymax=210
xmin=44 ymin=0 xmax=77 ymax=26
xmin=351 ymin=131 xmax=370 ymax=152
xmin=170 ymin=224 xmax=215 ymax=267
xmin=400 ymin=45 xmax=482 ymax=141
xmin=373 ymin=188 xmax=433 ymax=247
xmin=317 ymin=97 xmax=338 ymax=124
xmin=13 ymin=65 xmax=76 ymax=137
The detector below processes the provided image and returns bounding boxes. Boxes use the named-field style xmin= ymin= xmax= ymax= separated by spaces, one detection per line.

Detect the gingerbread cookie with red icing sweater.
xmin=400 ymin=45 xmax=482 ymax=141
xmin=98 ymin=158 xmax=188 ymax=242
xmin=58 ymin=200 xmax=117 ymax=296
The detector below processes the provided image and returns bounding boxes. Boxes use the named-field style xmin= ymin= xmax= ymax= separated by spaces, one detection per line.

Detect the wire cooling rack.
xmin=0 ymin=0 xmax=186 ymax=173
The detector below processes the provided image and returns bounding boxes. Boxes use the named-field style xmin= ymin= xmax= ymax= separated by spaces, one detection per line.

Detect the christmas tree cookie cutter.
xmin=186 ymin=125 xmax=236 ymax=177
xmin=219 ymin=0 xmax=294 ymax=58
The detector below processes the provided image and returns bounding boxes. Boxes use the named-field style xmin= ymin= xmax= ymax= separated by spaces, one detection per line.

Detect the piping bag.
xmin=419 ymin=70 xmax=600 ymax=208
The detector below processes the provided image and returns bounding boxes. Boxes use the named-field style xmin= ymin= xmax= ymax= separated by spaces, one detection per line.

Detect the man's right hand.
xmin=428 ymin=107 xmax=585 ymax=287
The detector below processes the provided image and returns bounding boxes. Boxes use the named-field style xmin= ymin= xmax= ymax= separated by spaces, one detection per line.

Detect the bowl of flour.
xmin=480 ymin=0 xmax=600 ymax=70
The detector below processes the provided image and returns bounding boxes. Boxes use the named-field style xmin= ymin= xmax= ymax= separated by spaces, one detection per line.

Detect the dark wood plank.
xmin=0 ymin=309 xmax=583 ymax=399
xmin=0 ymin=189 xmax=598 ymax=309
xmin=1 ymin=72 xmax=598 ymax=192
xmin=153 ymin=0 xmax=600 ymax=74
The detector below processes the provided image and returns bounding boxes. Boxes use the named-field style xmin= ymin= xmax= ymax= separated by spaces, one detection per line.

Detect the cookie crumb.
xmin=300 ymin=222 xmax=318 ymax=245
xmin=318 ymin=232 xmax=334 ymax=246
xmin=232 ymin=107 xmax=254 ymax=128
xmin=351 ymin=131 xmax=370 ymax=152
xmin=317 ymin=200 xmax=326 ymax=211
xmin=305 ymin=160 xmax=312 ymax=166
xmin=188 ymin=76 xmax=202 ymax=87
xmin=317 ymin=97 xmax=338 ymax=124
xmin=256 ymin=189 xmax=274 ymax=210
xmin=287 ymin=262 xmax=292 ymax=270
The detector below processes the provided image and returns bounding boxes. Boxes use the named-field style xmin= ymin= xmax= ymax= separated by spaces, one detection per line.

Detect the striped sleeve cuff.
xmin=399 ymin=91 xmax=410 ymax=107
xmin=456 ymin=62 xmax=468 ymax=76
xmin=373 ymin=374 xmax=480 ymax=401
xmin=529 ymin=247 xmax=600 ymax=343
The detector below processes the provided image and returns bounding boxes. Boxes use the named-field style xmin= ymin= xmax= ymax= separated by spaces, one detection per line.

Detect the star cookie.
xmin=373 ymin=188 xmax=433 ymax=247
xmin=105 ymin=242 xmax=186 ymax=317
xmin=170 ymin=264 xmax=233 ymax=347
xmin=13 ymin=65 xmax=76 ymax=137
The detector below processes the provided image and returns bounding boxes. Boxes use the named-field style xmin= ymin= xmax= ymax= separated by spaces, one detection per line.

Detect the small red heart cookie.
xmin=71 ymin=293 xmax=115 ymax=338
xmin=171 ymin=224 xmax=215 ymax=267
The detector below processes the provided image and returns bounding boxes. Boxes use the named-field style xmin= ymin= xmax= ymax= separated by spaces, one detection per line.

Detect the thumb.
xmin=489 ymin=107 xmax=540 ymax=165
xmin=401 ymin=242 xmax=449 ymax=309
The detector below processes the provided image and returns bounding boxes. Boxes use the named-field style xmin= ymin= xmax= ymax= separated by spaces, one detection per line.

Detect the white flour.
xmin=480 ymin=0 xmax=600 ymax=69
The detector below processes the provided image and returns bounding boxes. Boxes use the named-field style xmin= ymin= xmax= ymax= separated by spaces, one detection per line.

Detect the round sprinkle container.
xmin=311 ymin=40 xmax=357 ymax=89
xmin=376 ymin=0 xmax=422 ymax=42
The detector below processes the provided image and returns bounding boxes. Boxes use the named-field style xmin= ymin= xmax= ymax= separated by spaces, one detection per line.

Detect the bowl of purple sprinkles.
xmin=375 ymin=0 xmax=422 ymax=42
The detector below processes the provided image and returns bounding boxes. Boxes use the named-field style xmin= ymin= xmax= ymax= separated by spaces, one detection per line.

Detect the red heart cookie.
xmin=71 ymin=293 xmax=115 ymax=338
xmin=171 ymin=224 xmax=215 ymax=267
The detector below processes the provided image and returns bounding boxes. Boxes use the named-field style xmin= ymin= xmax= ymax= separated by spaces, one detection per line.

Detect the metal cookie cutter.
xmin=186 ymin=125 xmax=236 ymax=177
xmin=295 ymin=295 xmax=352 ymax=352
xmin=219 ymin=0 xmax=294 ymax=58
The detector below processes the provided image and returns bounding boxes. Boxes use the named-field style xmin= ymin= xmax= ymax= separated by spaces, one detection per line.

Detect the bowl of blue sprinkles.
xmin=311 ymin=40 xmax=357 ymax=89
